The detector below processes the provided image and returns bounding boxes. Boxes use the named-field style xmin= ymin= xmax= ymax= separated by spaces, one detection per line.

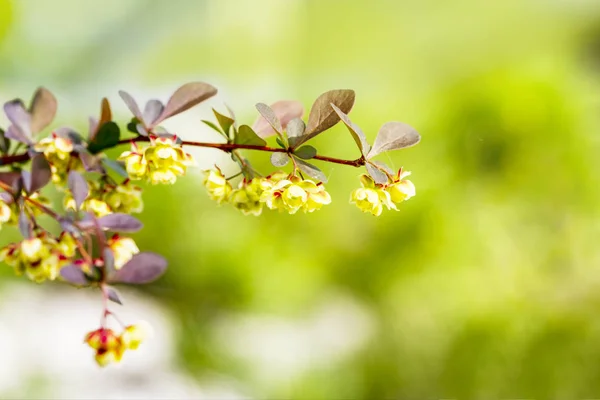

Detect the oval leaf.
xmin=98 ymin=213 xmax=143 ymax=232
xmin=234 ymin=125 xmax=266 ymax=146
xmin=367 ymin=122 xmax=420 ymax=159
xmin=296 ymin=89 xmax=355 ymax=147
xmin=4 ymin=99 xmax=31 ymax=137
xmin=365 ymin=162 xmax=389 ymax=184
xmin=253 ymin=100 xmax=304 ymax=138
xmin=330 ymin=103 xmax=371 ymax=155
xmin=68 ymin=171 xmax=89 ymax=209
xmin=153 ymin=82 xmax=217 ymax=126
xmin=286 ymin=118 xmax=306 ymax=140
xmin=29 ymin=87 xmax=57 ymax=134
xmin=142 ymin=99 xmax=165 ymax=128
xmin=101 ymin=158 xmax=128 ymax=178
xmin=270 ymin=152 xmax=289 ymax=167
xmin=293 ymin=145 xmax=317 ymax=160
xmin=60 ymin=265 xmax=89 ymax=286
xmin=110 ymin=252 xmax=168 ymax=284
xmin=27 ymin=155 xmax=51 ymax=193
xmin=87 ymin=121 xmax=120 ymax=154
xmin=255 ymin=103 xmax=282 ymax=136
xmin=118 ymin=91 xmax=143 ymax=121
xmin=294 ymin=157 xmax=327 ymax=182
xmin=5 ymin=125 xmax=33 ymax=145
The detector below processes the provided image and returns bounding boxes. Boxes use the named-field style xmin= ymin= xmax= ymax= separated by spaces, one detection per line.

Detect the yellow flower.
xmin=386 ymin=170 xmax=416 ymax=204
xmin=350 ymin=174 xmax=396 ymax=216
xmin=85 ymin=328 xmax=125 ymax=367
xmin=107 ymin=235 xmax=139 ymax=270
xmin=0 ymin=199 xmax=12 ymax=228
xmin=121 ymin=322 xmax=151 ymax=350
xmin=118 ymin=149 xmax=147 ymax=181
xmin=35 ymin=135 xmax=82 ymax=185
xmin=103 ymin=181 xmax=143 ymax=214
xmin=0 ymin=234 xmax=70 ymax=283
xmin=260 ymin=175 xmax=331 ymax=214
xmin=56 ymin=232 xmax=77 ymax=258
xmin=229 ymin=178 xmax=264 ymax=216
xmin=203 ymin=168 xmax=232 ymax=204
xmin=144 ymin=136 xmax=195 ymax=185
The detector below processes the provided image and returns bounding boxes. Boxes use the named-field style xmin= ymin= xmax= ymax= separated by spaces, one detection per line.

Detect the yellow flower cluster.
xmin=202 ymin=169 xmax=332 ymax=215
xmin=64 ymin=180 xmax=143 ymax=217
xmin=0 ymin=232 xmax=76 ymax=283
xmin=34 ymin=135 xmax=82 ymax=184
xmin=0 ymin=198 xmax=12 ymax=229
xmin=350 ymin=170 xmax=415 ymax=216
xmin=119 ymin=136 xmax=195 ymax=185
xmin=107 ymin=234 xmax=139 ymax=269
xmin=84 ymin=323 xmax=149 ymax=367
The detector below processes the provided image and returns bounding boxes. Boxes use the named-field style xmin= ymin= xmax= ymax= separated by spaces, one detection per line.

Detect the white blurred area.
xmin=0 ymin=283 xmax=374 ymax=398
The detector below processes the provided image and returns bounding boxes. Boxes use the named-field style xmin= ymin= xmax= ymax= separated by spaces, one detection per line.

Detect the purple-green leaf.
xmin=253 ymin=100 xmax=303 ymax=138
xmin=367 ymin=122 xmax=420 ymax=159
xmin=118 ymin=91 xmax=144 ymax=122
xmin=29 ymin=87 xmax=57 ymax=134
xmin=365 ymin=162 xmax=388 ymax=184
xmin=97 ymin=213 xmax=143 ymax=232
xmin=142 ymin=99 xmax=165 ymax=128
xmin=18 ymin=210 xmax=30 ymax=239
xmin=26 ymin=155 xmax=51 ymax=193
xmin=152 ymin=82 xmax=217 ymax=127
xmin=4 ymin=100 xmax=31 ymax=136
xmin=5 ymin=125 xmax=32 ymax=145
xmin=110 ymin=252 xmax=168 ymax=285
xmin=255 ymin=103 xmax=283 ymax=136
xmin=296 ymin=89 xmax=355 ymax=148
xmin=294 ymin=157 xmax=327 ymax=182
xmin=60 ymin=265 xmax=89 ymax=286
xmin=270 ymin=152 xmax=289 ymax=167
xmin=330 ymin=104 xmax=371 ymax=155
xmin=68 ymin=171 xmax=88 ymax=209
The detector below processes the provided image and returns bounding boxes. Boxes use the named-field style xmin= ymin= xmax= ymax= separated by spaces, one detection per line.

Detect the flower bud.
xmin=121 ymin=322 xmax=151 ymax=350
xmin=84 ymin=328 xmax=125 ymax=367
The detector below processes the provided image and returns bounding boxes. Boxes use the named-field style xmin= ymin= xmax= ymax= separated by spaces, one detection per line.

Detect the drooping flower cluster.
xmin=34 ymin=134 xmax=82 ymax=184
xmin=350 ymin=170 xmax=415 ymax=216
xmin=0 ymin=232 xmax=76 ymax=283
xmin=119 ymin=136 xmax=196 ymax=185
xmin=84 ymin=323 xmax=149 ymax=366
xmin=202 ymin=169 xmax=332 ymax=215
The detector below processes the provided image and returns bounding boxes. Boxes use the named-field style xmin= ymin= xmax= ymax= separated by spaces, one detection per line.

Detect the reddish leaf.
xmin=60 ymin=265 xmax=89 ymax=286
xmin=142 ymin=99 xmax=165 ymax=127
xmin=118 ymin=91 xmax=144 ymax=122
xmin=26 ymin=155 xmax=51 ymax=193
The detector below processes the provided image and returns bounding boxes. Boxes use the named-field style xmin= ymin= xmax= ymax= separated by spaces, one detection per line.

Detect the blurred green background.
xmin=2 ymin=0 xmax=600 ymax=398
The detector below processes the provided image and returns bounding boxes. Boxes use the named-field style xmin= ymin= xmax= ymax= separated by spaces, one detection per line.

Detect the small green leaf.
xmin=293 ymin=145 xmax=317 ymax=160
xmin=276 ymin=137 xmax=286 ymax=149
xmin=88 ymin=122 xmax=120 ymax=154
xmin=235 ymin=125 xmax=266 ymax=146
xmin=294 ymin=157 xmax=327 ymax=182
xmin=213 ymin=109 xmax=235 ymax=137
xmin=270 ymin=152 xmax=289 ymax=167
